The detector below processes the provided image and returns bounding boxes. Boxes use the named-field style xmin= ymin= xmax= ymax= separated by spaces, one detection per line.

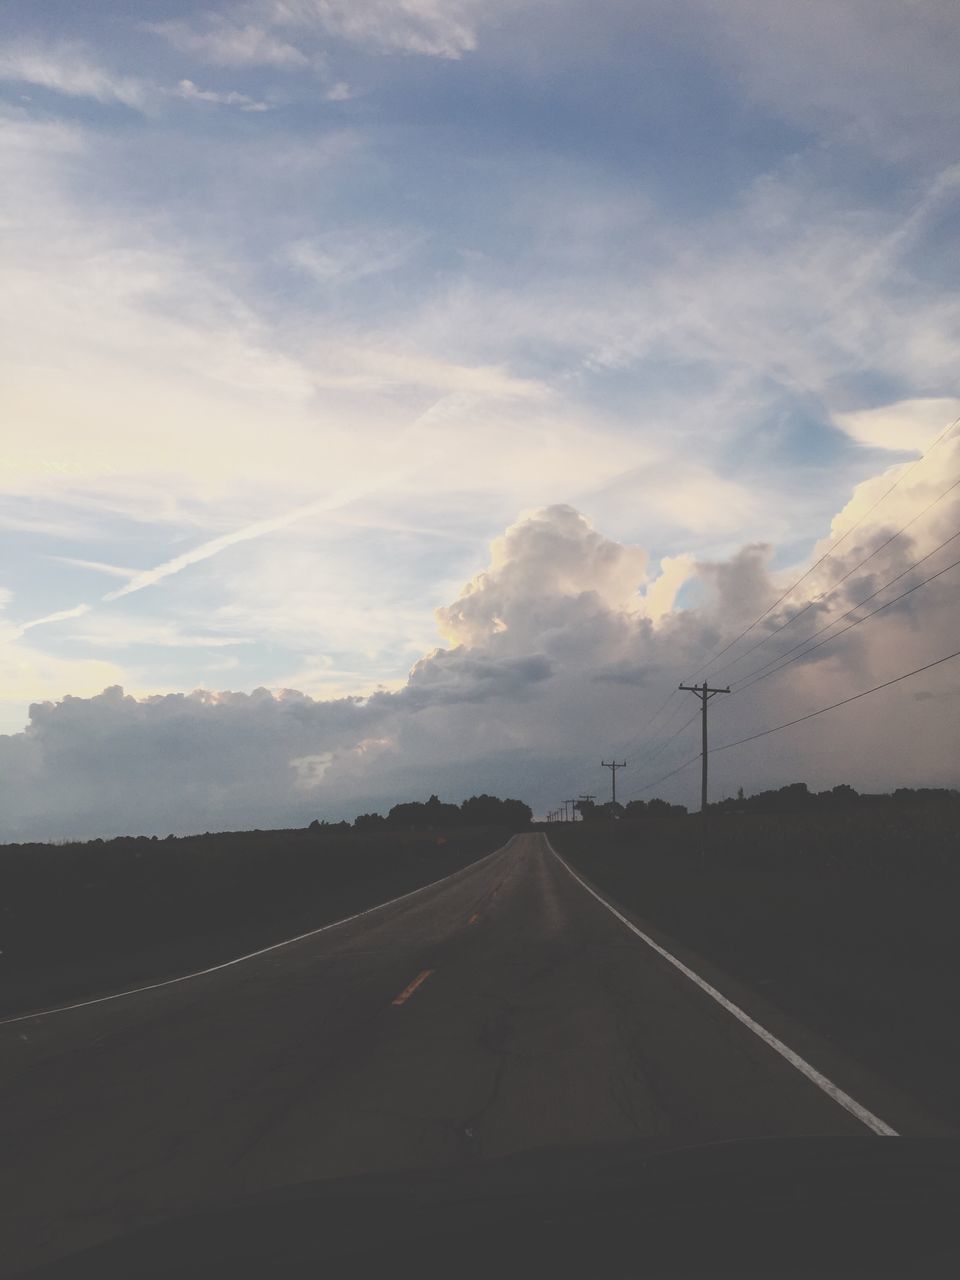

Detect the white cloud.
xmin=47 ymin=557 xmax=139 ymax=580
xmin=436 ymin=505 xmax=651 ymax=648
xmin=172 ymin=79 xmax=272 ymax=111
xmin=147 ymin=20 xmax=310 ymax=69
xmin=0 ymin=41 xmax=151 ymax=109
xmin=0 ymin=112 xmax=564 ymax=534
xmin=149 ymin=0 xmax=481 ymax=68
xmin=833 ymin=398 xmax=960 ymax=453
xmin=287 ymin=227 xmax=423 ymax=284
xmin=3 ymin=437 xmax=958 ymax=839
xmin=65 ymin=616 xmax=254 ymax=650
xmin=265 ymin=0 xmax=480 ymax=58
xmin=6 ymin=3 xmax=960 ymax=806
xmin=1 ymin=603 xmax=92 ymax=645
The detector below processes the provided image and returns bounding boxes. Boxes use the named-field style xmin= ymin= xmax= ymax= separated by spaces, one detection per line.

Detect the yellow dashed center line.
xmin=391 ymin=969 xmax=434 ymax=1006
xmin=468 ymin=913 xmax=481 ymax=925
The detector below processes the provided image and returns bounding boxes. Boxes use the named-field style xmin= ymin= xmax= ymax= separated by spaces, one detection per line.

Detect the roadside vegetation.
xmin=550 ymin=785 xmax=960 ymax=1127
xmin=0 ymin=793 xmax=530 ymax=1018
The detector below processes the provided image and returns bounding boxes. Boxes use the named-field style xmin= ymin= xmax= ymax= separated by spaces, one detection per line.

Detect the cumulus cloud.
xmin=3 ymin=438 xmax=959 ymax=841
xmin=437 ymin=505 xmax=651 ymax=648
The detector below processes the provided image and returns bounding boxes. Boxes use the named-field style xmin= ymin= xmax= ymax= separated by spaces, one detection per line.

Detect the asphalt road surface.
xmin=0 ymin=833 xmax=940 ymax=1276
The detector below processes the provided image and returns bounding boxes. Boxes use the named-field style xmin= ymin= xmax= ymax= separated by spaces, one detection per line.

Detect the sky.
xmin=1 ymin=0 xmax=960 ymax=838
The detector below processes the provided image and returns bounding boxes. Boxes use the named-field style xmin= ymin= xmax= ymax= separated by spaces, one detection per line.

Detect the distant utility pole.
xmin=678 ymin=680 xmax=731 ymax=813
xmin=578 ymin=793 xmax=596 ymax=812
xmin=601 ymin=760 xmax=626 ymax=807
xmin=564 ymin=798 xmax=577 ymax=823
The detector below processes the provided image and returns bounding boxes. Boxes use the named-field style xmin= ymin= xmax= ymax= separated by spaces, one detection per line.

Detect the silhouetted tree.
xmin=647 ymin=797 xmax=687 ymax=818
xmin=461 ymin=794 xmax=532 ymax=828
xmin=388 ymin=795 xmax=462 ymax=828
xmin=353 ymin=812 xmax=386 ymax=831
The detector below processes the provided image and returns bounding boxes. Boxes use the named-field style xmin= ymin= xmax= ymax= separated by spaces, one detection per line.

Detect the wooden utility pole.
xmin=564 ymin=798 xmax=577 ymax=822
xmin=601 ymin=760 xmax=626 ymax=807
xmin=678 ymin=681 xmax=730 ymax=812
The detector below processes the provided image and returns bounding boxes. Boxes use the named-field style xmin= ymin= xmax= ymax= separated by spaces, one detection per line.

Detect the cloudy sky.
xmin=2 ymin=0 xmax=959 ymax=839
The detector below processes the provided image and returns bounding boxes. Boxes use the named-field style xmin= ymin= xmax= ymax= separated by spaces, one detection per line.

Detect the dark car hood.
xmin=23 ymin=1136 xmax=960 ymax=1279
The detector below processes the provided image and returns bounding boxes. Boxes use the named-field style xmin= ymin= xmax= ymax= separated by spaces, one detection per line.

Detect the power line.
xmin=709 ymin=472 xmax=960 ymax=679
xmin=620 ymin=711 xmax=702 ymax=800
xmin=628 ymin=646 xmax=960 ymax=799
xmin=684 ymin=414 xmax=960 ymax=681
xmin=586 ymin=418 xmax=960 ymax=796
xmin=733 ymin=549 xmax=960 ymax=696
xmin=714 ymin=646 xmax=960 ymax=756
xmin=595 ymin=679 xmax=690 ymax=769
xmin=617 ymin=709 xmax=701 ymax=796
xmin=631 ymin=750 xmax=703 ymax=796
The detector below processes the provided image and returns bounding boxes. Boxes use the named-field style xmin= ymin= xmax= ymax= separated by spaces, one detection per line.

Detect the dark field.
xmin=550 ymin=804 xmax=960 ymax=1130
xmin=0 ymin=825 xmax=508 ymax=1019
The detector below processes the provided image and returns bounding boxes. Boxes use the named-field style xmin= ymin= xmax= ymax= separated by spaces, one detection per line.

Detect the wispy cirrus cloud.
xmin=268 ymin=0 xmax=481 ymax=58
xmin=149 ymin=0 xmax=484 ymax=68
xmin=0 ymin=40 xmax=280 ymax=114
xmin=172 ymin=78 xmax=272 ymax=111
xmin=0 ymin=41 xmax=151 ymax=109
xmin=286 ymin=226 xmax=424 ymax=284
xmin=146 ymin=19 xmax=310 ymax=69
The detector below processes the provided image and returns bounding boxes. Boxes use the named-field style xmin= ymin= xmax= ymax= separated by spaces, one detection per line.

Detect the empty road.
xmin=0 ymin=833 xmax=937 ymax=1275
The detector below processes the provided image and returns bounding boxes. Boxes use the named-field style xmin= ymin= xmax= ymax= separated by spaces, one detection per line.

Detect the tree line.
xmin=316 ymin=793 xmax=533 ymax=832
xmin=572 ymin=781 xmax=959 ymax=823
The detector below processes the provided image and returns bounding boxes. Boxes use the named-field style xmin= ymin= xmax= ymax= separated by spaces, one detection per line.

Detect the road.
xmin=0 ymin=833 xmax=937 ymax=1275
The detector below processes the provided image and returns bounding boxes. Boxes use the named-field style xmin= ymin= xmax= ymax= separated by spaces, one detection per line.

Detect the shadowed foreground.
xmin=0 ymin=834 xmax=944 ymax=1276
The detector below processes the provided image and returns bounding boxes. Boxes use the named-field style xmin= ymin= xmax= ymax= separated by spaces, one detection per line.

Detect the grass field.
xmin=0 ymin=825 xmax=508 ymax=1018
xmin=550 ymin=804 xmax=960 ymax=1129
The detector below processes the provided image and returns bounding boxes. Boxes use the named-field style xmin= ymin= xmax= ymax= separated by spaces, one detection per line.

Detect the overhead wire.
xmin=619 ymin=425 xmax=960 ymax=777
xmin=729 ymin=526 xmax=960 ymax=692
xmin=628 ymin=646 xmax=960 ymax=799
xmin=682 ymin=413 xmax=960 ymax=681
xmin=631 ymin=750 xmax=703 ymax=797
xmin=713 ymin=646 xmax=960 ymax=755
xmin=587 ymin=412 xmax=960 ymax=801
xmin=708 ymin=472 xmax=960 ymax=679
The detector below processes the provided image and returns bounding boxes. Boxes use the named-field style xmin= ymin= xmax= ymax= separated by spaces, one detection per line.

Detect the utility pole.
xmin=564 ymin=798 xmax=577 ymax=823
xmin=678 ymin=680 xmax=730 ymax=812
xmin=601 ymin=760 xmax=626 ymax=807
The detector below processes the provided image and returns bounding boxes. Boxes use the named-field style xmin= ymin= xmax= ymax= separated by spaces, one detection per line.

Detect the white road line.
xmin=546 ymin=838 xmax=898 ymax=1137
xmin=0 ymin=837 xmax=517 ymax=1027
